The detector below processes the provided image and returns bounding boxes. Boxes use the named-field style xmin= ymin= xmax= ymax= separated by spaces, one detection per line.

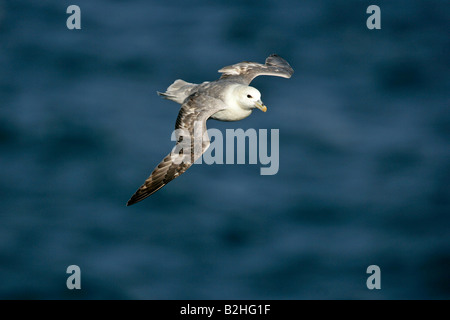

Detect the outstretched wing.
xmin=218 ymin=54 xmax=294 ymax=85
xmin=126 ymin=93 xmax=226 ymax=206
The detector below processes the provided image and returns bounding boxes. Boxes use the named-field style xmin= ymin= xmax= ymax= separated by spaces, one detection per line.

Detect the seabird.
xmin=127 ymin=54 xmax=293 ymax=206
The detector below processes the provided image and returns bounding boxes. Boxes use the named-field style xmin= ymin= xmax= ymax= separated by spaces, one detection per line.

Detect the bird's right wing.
xmin=126 ymin=93 xmax=226 ymax=206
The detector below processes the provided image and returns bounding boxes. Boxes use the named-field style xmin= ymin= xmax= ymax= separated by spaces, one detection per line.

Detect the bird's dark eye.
xmin=247 ymin=94 xmax=252 ymax=98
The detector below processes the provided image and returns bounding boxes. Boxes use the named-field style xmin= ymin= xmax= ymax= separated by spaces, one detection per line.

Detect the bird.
xmin=126 ymin=54 xmax=293 ymax=206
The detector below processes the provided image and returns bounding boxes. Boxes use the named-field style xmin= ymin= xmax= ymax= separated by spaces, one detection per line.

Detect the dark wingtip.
xmin=126 ymin=195 xmax=143 ymax=206
xmin=126 ymin=186 xmax=161 ymax=207
xmin=266 ymin=53 xmax=294 ymax=77
xmin=126 ymin=193 xmax=142 ymax=206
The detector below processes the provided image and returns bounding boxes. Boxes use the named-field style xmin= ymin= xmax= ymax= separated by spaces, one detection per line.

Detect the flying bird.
xmin=127 ymin=54 xmax=293 ymax=206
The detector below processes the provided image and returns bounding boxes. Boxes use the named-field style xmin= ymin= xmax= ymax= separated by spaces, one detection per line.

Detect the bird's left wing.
xmin=126 ymin=92 xmax=226 ymax=206
xmin=218 ymin=54 xmax=294 ymax=85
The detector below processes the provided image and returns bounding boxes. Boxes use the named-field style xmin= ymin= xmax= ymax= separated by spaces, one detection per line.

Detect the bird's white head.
xmin=236 ymin=86 xmax=267 ymax=112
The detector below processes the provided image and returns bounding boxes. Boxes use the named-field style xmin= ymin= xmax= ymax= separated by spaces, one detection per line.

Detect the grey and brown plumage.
xmin=127 ymin=54 xmax=293 ymax=206
xmin=218 ymin=54 xmax=294 ymax=84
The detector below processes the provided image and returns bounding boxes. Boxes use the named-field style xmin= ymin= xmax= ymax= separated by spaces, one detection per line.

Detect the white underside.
xmin=210 ymin=84 xmax=253 ymax=121
xmin=211 ymin=108 xmax=252 ymax=121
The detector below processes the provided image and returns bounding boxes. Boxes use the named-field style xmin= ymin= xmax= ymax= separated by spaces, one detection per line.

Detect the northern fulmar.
xmin=127 ymin=54 xmax=293 ymax=206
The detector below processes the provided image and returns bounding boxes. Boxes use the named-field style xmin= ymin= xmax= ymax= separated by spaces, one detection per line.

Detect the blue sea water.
xmin=0 ymin=0 xmax=449 ymax=299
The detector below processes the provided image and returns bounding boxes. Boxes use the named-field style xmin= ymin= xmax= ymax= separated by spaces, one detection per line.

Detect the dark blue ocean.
xmin=0 ymin=0 xmax=449 ymax=299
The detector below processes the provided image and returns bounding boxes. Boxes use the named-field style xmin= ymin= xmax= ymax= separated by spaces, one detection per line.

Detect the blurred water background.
xmin=0 ymin=0 xmax=449 ymax=299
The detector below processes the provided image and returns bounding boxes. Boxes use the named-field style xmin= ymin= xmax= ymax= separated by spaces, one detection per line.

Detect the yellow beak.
xmin=254 ymin=100 xmax=267 ymax=112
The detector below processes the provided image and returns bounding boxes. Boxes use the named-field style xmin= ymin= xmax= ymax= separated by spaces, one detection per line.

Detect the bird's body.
xmin=127 ymin=54 xmax=293 ymax=206
xmin=161 ymin=80 xmax=254 ymax=121
xmin=209 ymin=83 xmax=253 ymax=121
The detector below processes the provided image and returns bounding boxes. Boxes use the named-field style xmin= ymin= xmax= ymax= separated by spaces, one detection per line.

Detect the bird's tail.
xmin=157 ymin=79 xmax=198 ymax=104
